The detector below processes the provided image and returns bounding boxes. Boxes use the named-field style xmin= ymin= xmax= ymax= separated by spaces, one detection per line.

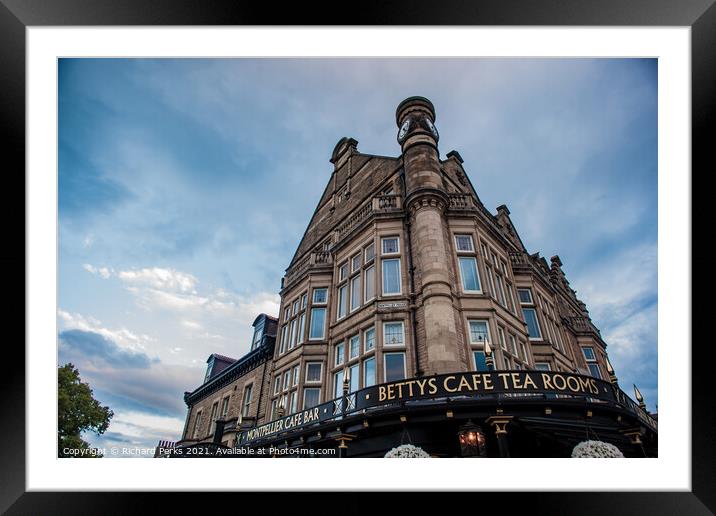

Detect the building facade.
xmin=167 ymin=97 xmax=656 ymax=458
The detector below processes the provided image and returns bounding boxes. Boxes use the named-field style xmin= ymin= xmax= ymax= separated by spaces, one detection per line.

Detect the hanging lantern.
xmin=457 ymin=420 xmax=487 ymax=457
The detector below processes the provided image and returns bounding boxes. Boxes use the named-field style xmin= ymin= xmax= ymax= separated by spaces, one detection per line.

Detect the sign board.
xmin=237 ymin=370 xmax=655 ymax=445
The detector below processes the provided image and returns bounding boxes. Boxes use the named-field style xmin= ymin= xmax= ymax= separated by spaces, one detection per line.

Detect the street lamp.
xmin=483 ymin=339 xmax=495 ymax=371
xmin=457 ymin=420 xmax=487 ymax=457
xmin=633 ymin=384 xmax=646 ymax=410
xmin=605 ymin=356 xmax=618 ymax=384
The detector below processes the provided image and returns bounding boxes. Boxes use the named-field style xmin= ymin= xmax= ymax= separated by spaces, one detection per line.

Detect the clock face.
xmin=398 ymin=118 xmax=411 ymax=142
xmin=425 ymin=118 xmax=439 ymax=139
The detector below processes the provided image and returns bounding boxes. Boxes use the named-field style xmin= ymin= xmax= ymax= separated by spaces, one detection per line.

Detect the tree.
xmin=58 ymin=363 xmax=113 ymax=458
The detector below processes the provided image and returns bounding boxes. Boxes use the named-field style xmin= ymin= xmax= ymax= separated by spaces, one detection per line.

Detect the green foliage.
xmin=58 ymin=363 xmax=114 ymax=458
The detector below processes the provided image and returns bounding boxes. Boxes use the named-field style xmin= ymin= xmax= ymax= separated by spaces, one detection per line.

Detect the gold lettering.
xmin=589 ymin=378 xmax=599 ymax=395
xmin=396 ymin=382 xmax=404 ymax=399
xmin=553 ymin=374 xmax=567 ymax=390
xmin=386 ymin=384 xmax=396 ymax=400
xmin=428 ymin=377 xmax=438 ymax=394
xmin=444 ymin=375 xmax=458 ymax=393
xmin=498 ymin=373 xmax=510 ymax=389
xmin=523 ymin=373 xmax=537 ymax=390
xmin=471 ymin=374 xmax=482 ymax=391
xmin=542 ymin=373 xmax=555 ymax=390
xmin=566 ymin=376 xmax=580 ymax=392
xmin=578 ymin=377 xmax=592 ymax=393
xmin=483 ymin=374 xmax=493 ymax=390
xmin=511 ymin=373 xmax=523 ymax=389
xmin=379 ymin=385 xmax=387 ymax=402
xmin=416 ymin=379 xmax=427 ymax=396
xmin=458 ymin=375 xmax=472 ymax=392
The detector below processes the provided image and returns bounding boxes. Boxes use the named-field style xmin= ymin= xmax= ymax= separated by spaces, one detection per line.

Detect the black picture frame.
xmin=2 ymin=0 xmax=710 ymax=513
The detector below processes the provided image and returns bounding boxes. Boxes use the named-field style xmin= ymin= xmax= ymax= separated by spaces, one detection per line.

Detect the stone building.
xmin=168 ymin=97 xmax=656 ymax=458
xmin=175 ymin=314 xmax=277 ymax=449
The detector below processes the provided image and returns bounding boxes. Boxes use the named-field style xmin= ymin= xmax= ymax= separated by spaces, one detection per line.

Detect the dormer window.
xmin=204 ymin=356 xmax=215 ymax=382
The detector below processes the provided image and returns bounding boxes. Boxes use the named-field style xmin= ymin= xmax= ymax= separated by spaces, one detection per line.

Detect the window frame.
xmin=364 ymin=264 xmax=376 ymax=302
xmin=363 ymin=356 xmax=376 ymax=387
xmin=312 ymin=287 xmax=328 ymax=305
xmin=582 ymin=346 xmax=597 ymax=361
xmin=381 ymin=236 xmax=400 ymax=256
xmin=517 ymin=288 xmax=533 ymax=305
xmin=384 ymin=351 xmax=407 ymax=382
xmin=241 ymin=384 xmax=253 ymax=417
xmin=383 ymin=320 xmax=406 ymax=347
xmin=458 ymin=256 xmax=482 ymax=294
xmin=305 ymin=362 xmax=323 ymax=384
xmin=454 ymin=234 xmax=475 ymax=253
xmin=303 ymin=387 xmax=321 ymax=410
xmin=364 ymin=326 xmax=375 ymax=353
xmin=308 ymin=307 xmax=327 ymax=341
xmin=350 ymin=274 xmax=361 ymax=312
xmin=335 ymin=342 xmax=345 ymax=366
xmin=381 ymin=257 xmax=402 ymax=296
xmin=522 ymin=307 xmax=543 ymax=341
xmin=467 ymin=319 xmax=491 ymax=345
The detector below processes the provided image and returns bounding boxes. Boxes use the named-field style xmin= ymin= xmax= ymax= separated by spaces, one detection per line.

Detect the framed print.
xmin=3 ymin=0 xmax=711 ymax=513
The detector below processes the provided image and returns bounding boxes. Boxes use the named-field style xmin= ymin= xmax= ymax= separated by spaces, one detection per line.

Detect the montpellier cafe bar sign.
xmin=238 ymin=370 xmax=655 ymax=445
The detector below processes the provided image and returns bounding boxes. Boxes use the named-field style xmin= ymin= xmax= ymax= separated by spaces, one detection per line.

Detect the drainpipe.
xmin=402 ymin=170 xmax=422 ymax=377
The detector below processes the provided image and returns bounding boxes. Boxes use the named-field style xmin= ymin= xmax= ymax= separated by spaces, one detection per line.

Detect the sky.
xmin=58 ymin=58 xmax=658 ymax=455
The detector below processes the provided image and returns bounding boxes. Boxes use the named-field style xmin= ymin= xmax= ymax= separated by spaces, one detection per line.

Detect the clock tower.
xmin=396 ymin=97 xmax=464 ymax=375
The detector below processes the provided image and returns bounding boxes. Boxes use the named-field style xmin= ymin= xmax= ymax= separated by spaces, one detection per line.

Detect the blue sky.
xmin=58 ymin=58 xmax=657 ymax=455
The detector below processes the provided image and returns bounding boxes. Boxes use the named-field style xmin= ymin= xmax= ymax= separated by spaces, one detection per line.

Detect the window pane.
xmin=455 ymin=235 xmax=474 ymax=252
xmin=385 ymin=353 xmax=406 ymax=382
xmin=459 ymin=257 xmax=481 ymax=292
xmin=495 ymin=275 xmax=506 ymax=305
xmin=535 ymin=363 xmax=551 ymax=371
xmin=523 ymin=308 xmax=542 ymax=338
xmin=364 ymin=357 xmax=376 ymax=387
xmin=309 ymin=308 xmax=326 ymax=340
xmin=382 ymin=237 xmax=399 ymax=254
xmin=349 ymin=335 xmax=360 ymax=359
xmin=303 ymin=388 xmax=320 ymax=409
xmin=518 ymin=288 xmax=532 ymax=304
xmin=365 ymin=243 xmax=375 ymax=262
xmin=352 ymin=254 xmax=361 ymax=272
xmin=588 ymin=363 xmax=602 ymax=379
xmin=349 ymin=364 xmax=359 ymax=392
xmin=341 ymin=263 xmax=350 ymax=281
xmin=306 ymin=363 xmax=322 ymax=382
xmin=301 ymin=293 xmax=307 ymax=309
xmin=313 ymin=288 xmax=327 ymax=304
xmin=351 ymin=275 xmax=361 ymax=311
xmin=469 ymin=320 xmax=489 ymax=343
xmin=382 ymin=259 xmax=401 ymax=294
xmin=364 ymin=327 xmax=375 ymax=352
xmin=289 ymin=319 xmax=297 ymax=349
xmin=335 ymin=343 xmax=345 ymax=365
xmin=298 ymin=313 xmax=305 ymax=344
xmin=290 ymin=391 xmax=298 ymax=414
xmin=473 ymin=351 xmax=488 ymax=372
xmin=338 ymin=285 xmax=348 ymax=318
xmin=582 ymin=347 xmax=596 ymax=361
xmin=384 ymin=322 xmax=404 ymax=346
xmin=334 ymin=370 xmax=344 ymax=399
xmin=365 ymin=265 xmax=375 ymax=301
xmin=292 ymin=365 xmax=299 ymax=386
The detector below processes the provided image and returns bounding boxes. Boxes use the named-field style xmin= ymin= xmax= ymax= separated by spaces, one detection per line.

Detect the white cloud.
xmin=117 ymin=267 xmax=198 ymax=294
xmin=58 ymin=309 xmax=156 ymax=352
xmin=82 ymin=263 xmax=112 ymax=279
